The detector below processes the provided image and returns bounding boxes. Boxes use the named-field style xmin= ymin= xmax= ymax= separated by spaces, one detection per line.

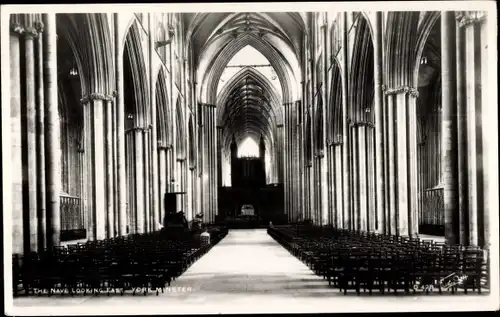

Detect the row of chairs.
xmin=13 ymin=227 xmax=228 ymax=297
xmin=268 ymin=226 xmax=489 ymax=295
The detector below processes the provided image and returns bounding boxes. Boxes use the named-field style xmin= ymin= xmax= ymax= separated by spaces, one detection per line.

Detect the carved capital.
xmin=353 ymin=121 xmax=375 ymax=129
xmin=80 ymin=92 xmax=114 ymax=104
xmin=168 ymin=26 xmax=175 ymax=36
xmin=456 ymin=11 xmax=486 ymax=27
xmin=34 ymin=20 xmax=44 ymax=33
xmin=24 ymin=26 xmax=38 ymax=39
xmin=333 ymin=141 xmax=344 ymax=146
xmin=384 ymin=86 xmax=419 ymax=98
xmin=129 ymin=126 xmax=146 ymax=132
xmin=189 ymin=166 xmax=196 ymax=171
xmin=11 ymin=23 xmax=24 ymax=36
xmin=276 ymin=124 xmax=284 ymax=128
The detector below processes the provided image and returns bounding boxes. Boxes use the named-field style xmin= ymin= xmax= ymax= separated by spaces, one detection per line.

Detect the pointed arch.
xmin=56 ymin=13 xmax=114 ymax=95
xmin=216 ymin=66 xmax=283 ymax=126
xmin=413 ymin=12 xmax=441 ymax=85
xmin=155 ymin=67 xmax=170 ymax=145
xmin=384 ymin=12 xmax=421 ymax=88
xmin=199 ymin=33 xmax=299 ymax=104
xmin=329 ymin=60 xmax=343 ymax=142
xmin=314 ymin=92 xmax=324 ymax=150
xmin=175 ymin=98 xmax=186 ymax=159
xmin=349 ymin=14 xmax=374 ymax=122
xmin=124 ymin=20 xmax=149 ymax=127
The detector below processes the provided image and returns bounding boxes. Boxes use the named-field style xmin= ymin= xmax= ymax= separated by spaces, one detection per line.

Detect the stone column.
xmin=211 ymin=107 xmax=217 ymax=223
xmin=114 ymin=13 xmax=127 ymax=236
xmin=158 ymin=145 xmax=167 ymax=224
xmin=366 ymin=126 xmax=377 ymax=232
xmin=283 ymin=103 xmax=289 ymax=221
xmin=358 ymin=124 xmax=368 ymax=232
xmin=81 ymin=95 xmax=108 ymax=240
xmin=106 ymin=99 xmax=115 ymax=238
xmin=334 ymin=142 xmax=343 ymax=228
xmin=407 ymin=92 xmax=419 ymax=237
xmin=35 ymin=21 xmax=47 ymax=250
xmin=454 ymin=15 xmax=468 ymax=245
xmin=134 ymin=127 xmax=145 ymax=233
xmin=373 ymin=11 xmax=385 ymax=234
xmin=143 ymin=128 xmax=150 ymax=232
xmin=478 ymin=14 xmax=491 ymax=250
xmin=395 ymin=91 xmax=409 ymax=236
xmin=341 ymin=12 xmax=350 ymax=230
xmin=24 ymin=25 xmax=39 ymax=251
xmin=10 ymin=19 xmax=24 ymax=254
xmin=384 ymin=90 xmax=397 ymax=235
xmin=149 ymin=14 xmax=159 ymax=231
xmin=350 ymin=124 xmax=359 ymax=231
xmin=293 ymin=103 xmax=300 ymax=222
xmin=457 ymin=12 xmax=485 ymax=246
xmin=43 ymin=13 xmax=61 ymax=249
xmin=112 ymin=96 xmax=119 ymax=235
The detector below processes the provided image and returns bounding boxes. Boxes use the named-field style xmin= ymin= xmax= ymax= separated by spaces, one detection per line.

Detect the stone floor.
xmin=9 ymin=229 xmax=495 ymax=314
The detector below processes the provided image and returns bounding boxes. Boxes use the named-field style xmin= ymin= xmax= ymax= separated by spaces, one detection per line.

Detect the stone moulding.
xmin=80 ymin=93 xmax=115 ymax=104
xmin=456 ymin=11 xmax=486 ymax=28
xmin=384 ymin=86 xmax=419 ymax=98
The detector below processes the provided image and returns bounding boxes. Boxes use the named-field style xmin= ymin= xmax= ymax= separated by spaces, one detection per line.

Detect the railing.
xmin=60 ymin=195 xmax=86 ymax=241
xmin=419 ymin=187 xmax=444 ymax=235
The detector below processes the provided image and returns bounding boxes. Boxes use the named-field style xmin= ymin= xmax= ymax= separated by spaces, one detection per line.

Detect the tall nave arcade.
xmin=4 ymin=7 xmax=498 ymax=310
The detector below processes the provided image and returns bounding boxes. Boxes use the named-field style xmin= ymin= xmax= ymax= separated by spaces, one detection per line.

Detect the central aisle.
xmin=12 ymin=229 xmax=482 ymax=314
xmin=169 ymin=228 xmax=335 ymax=297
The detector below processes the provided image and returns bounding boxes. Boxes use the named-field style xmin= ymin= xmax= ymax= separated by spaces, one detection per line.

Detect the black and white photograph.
xmin=2 ymin=2 xmax=499 ymax=314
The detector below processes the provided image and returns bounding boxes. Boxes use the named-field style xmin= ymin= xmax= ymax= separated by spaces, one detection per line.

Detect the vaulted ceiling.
xmin=186 ymin=12 xmax=306 ymax=154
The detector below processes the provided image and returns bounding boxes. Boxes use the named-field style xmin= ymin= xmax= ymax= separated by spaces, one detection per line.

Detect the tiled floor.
xmin=9 ymin=229 xmax=494 ymax=314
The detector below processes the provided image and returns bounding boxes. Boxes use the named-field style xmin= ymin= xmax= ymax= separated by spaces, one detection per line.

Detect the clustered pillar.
xmin=283 ymin=102 xmax=301 ymax=222
xmin=10 ymin=13 xmax=62 ymax=255
xmin=441 ymin=11 xmax=489 ymax=248
xmin=200 ymin=103 xmax=217 ymax=223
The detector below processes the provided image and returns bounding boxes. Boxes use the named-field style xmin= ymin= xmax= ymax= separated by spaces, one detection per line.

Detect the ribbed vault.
xmin=190 ymin=12 xmax=303 ymax=104
xmin=217 ymin=67 xmax=282 ymax=152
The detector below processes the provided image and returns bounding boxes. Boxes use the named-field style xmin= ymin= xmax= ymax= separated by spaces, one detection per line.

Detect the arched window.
xmin=237 ymin=137 xmax=259 ymax=158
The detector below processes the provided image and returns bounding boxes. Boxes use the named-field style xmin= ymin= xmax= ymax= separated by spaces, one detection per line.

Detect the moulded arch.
xmin=199 ymin=33 xmax=299 ymax=105
xmin=384 ymin=11 xmax=421 ymax=88
xmin=349 ymin=14 xmax=374 ymax=122
xmin=216 ymin=66 xmax=283 ymax=126
xmin=57 ymin=13 xmax=114 ymax=95
xmin=155 ymin=67 xmax=171 ymax=145
xmin=124 ymin=21 xmax=149 ymax=127
xmin=412 ymin=12 xmax=441 ymax=86
xmin=188 ymin=116 xmax=196 ymax=167
xmin=328 ymin=60 xmax=343 ymax=142
xmin=175 ymin=97 xmax=186 ymax=159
